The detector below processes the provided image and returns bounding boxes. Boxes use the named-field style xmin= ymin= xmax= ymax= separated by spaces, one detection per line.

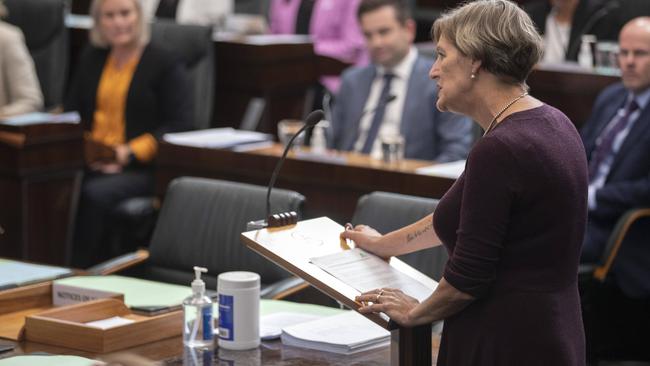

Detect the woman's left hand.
xmin=355 ymin=288 xmax=421 ymax=327
xmin=115 ymin=144 xmax=131 ymax=166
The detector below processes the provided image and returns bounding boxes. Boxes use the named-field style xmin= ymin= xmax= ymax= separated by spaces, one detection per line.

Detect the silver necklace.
xmin=483 ymin=92 xmax=529 ymax=136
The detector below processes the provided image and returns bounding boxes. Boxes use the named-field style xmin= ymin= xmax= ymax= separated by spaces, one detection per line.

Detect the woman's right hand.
xmin=340 ymin=224 xmax=393 ymax=258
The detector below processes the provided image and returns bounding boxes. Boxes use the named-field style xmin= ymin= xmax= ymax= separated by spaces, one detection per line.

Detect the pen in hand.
xmin=340 ymin=223 xmax=354 ymax=250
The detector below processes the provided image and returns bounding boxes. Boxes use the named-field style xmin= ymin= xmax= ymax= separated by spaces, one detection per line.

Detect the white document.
xmin=310 ymin=248 xmax=434 ymax=302
xmin=416 ymin=159 xmax=466 ymax=179
xmin=85 ymin=316 xmax=134 ymax=330
xmin=0 ymin=112 xmax=81 ymax=126
xmin=260 ymin=312 xmax=322 ymax=340
xmin=163 ymin=127 xmax=272 ymax=149
xmin=281 ymin=311 xmax=389 ymax=354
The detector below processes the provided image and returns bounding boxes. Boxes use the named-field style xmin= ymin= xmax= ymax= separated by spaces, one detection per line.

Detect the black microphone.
xmin=247 ymin=110 xmax=324 ymax=230
xmin=566 ymin=1 xmax=620 ymax=59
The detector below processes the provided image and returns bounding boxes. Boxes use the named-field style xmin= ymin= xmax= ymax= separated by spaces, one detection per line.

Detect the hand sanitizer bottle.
xmin=183 ymin=266 xmax=214 ymax=348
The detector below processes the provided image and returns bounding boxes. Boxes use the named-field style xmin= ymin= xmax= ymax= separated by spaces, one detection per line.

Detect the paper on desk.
xmin=416 ymin=159 xmax=466 ymax=179
xmin=0 ymin=112 xmax=80 ymax=126
xmin=0 ymin=355 xmax=97 ymax=366
xmin=281 ymin=311 xmax=389 ymax=354
xmin=0 ymin=259 xmax=72 ymax=289
xmin=310 ymin=248 xmax=434 ymax=302
xmin=85 ymin=316 xmax=135 ymax=329
xmin=163 ymin=128 xmax=272 ymax=149
xmin=260 ymin=312 xmax=322 ymax=340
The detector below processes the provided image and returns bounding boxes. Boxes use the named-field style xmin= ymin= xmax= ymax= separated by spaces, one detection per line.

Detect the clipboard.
xmin=240 ymin=217 xmax=438 ymax=330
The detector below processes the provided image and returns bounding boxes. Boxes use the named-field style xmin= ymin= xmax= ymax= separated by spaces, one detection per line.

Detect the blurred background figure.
xmin=65 ymin=0 xmax=192 ymax=268
xmin=329 ymin=0 xmax=472 ymax=162
xmin=142 ymin=0 xmax=234 ymax=27
xmin=0 ymin=0 xmax=43 ymax=118
xmin=524 ymin=0 xmax=620 ymax=63
xmin=268 ymin=0 xmax=368 ymax=93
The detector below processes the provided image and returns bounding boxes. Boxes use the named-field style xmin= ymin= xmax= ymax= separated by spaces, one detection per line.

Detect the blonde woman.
xmin=345 ymin=1 xmax=588 ymax=364
xmin=65 ymin=0 xmax=192 ymax=267
xmin=0 ymin=0 xmax=43 ymax=117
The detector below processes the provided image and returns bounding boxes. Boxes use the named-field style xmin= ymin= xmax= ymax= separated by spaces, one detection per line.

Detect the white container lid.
xmin=218 ymin=271 xmax=260 ymax=290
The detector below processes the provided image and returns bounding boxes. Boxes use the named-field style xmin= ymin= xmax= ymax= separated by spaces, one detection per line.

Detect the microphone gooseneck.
xmin=265 ymin=109 xmax=325 ymax=223
xmin=566 ymin=1 xmax=620 ymax=59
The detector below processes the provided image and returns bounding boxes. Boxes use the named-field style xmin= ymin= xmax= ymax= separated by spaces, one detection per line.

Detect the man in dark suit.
xmin=329 ymin=0 xmax=472 ymax=162
xmin=580 ymin=17 xmax=650 ymax=363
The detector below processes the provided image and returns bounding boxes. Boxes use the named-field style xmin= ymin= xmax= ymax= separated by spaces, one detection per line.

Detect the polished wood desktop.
xmin=0 ymin=123 xmax=83 ymax=266
xmin=3 ymin=334 xmax=441 ymax=365
xmin=156 ymin=143 xmax=455 ymax=223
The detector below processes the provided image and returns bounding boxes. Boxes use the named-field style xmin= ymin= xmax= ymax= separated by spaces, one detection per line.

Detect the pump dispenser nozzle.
xmin=192 ymin=266 xmax=208 ymax=295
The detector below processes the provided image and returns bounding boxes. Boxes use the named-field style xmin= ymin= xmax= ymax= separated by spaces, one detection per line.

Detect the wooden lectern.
xmin=0 ymin=122 xmax=83 ymax=265
xmin=242 ymin=217 xmax=436 ymax=365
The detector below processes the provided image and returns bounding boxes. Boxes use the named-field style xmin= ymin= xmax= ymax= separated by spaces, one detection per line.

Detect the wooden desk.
xmin=213 ymin=36 xmax=319 ymax=134
xmin=156 ymin=143 xmax=455 ymax=223
xmin=0 ymin=123 xmax=83 ymax=266
xmin=3 ymin=333 xmax=441 ymax=364
xmin=528 ymin=65 xmax=619 ymax=128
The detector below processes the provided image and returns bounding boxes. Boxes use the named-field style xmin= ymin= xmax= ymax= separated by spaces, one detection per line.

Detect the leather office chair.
xmin=151 ymin=19 xmax=215 ymax=129
xmin=4 ymin=0 xmax=68 ymax=109
xmin=351 ymin=191 xmax=448 ymax=281
xmin=110 ymin=20 xmax=215 ymax=252
xmin=116 ymin=177 xmax=308 ymax=299
xmin=581 ymin=208 xmax=650 ymax=282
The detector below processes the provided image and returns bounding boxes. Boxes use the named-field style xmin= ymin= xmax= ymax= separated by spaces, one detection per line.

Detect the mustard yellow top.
xmin=91 ymin=54 xmax=158 ymax=163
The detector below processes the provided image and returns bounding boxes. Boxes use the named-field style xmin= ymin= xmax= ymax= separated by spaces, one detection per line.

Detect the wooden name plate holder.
xmin=241 ymin=217 xmax=437 ymax=366
xmin=24 ymin=298 xmax=182 ymax=353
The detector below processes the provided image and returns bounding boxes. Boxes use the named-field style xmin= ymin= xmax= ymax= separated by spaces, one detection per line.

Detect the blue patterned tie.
xmin=588 ymin=99 xmax=639 ymax=181
xmin=361 ymin=73 xmax=395 ymax=154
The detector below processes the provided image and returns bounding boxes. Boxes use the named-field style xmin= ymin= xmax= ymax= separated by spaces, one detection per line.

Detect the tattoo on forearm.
xmin=406 ymin=223 xmax=433 ymax=243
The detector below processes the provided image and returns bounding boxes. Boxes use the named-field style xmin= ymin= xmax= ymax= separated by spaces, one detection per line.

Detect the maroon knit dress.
xmin=433 ymin=105 xmax=588 ymax=366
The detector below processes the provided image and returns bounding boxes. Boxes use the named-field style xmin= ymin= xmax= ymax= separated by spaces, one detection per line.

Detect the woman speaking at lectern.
xmin=343 ymin=0 xmax=588 ymax=365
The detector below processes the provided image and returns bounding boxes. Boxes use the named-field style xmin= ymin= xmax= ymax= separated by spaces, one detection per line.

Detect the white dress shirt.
xmin=354 ymin=46 xmax=418 ymax=159
xmin=542 ymin=9 xmax=571 ymax=64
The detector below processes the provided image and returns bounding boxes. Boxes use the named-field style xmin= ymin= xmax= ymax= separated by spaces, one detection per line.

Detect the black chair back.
xmin=142 ymin=177 xmax=305 ymax=289
xmin=151 ymin=20 xmax=214 ymax=129
xmin=352 ymin=191 xmax=448 ymax=281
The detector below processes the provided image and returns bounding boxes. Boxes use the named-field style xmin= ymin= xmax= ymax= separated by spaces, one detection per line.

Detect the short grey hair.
xmin=89 ymin=0 xmax=150 ymax=48
xmin=0 ymin=0 xmax=7 ymax=19
xmin=432 ymin=0 xmax=543 ymax=85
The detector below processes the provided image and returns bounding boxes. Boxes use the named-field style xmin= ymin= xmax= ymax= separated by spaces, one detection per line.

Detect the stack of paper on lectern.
xmin=281 ymin=311 xmax=390 ymax=354
xmin=163 ymin=128 xmax=272 ymax=149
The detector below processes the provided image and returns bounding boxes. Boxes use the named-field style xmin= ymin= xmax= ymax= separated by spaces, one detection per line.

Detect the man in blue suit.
xmin=581 ymin=17 xmax=650 ymax=363
xmin=329 ymin=0 xmax=472 ymax=162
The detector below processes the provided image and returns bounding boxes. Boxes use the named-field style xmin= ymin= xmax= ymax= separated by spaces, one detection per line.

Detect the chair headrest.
xmin=3 ymin=0 xmax=65 ymax=50
xmin=151 ymin=20 xmax=212 ymax=69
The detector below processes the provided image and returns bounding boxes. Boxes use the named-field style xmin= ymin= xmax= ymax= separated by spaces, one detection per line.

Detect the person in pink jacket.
xmin=269 ymin=0 xmax=368 ymax=93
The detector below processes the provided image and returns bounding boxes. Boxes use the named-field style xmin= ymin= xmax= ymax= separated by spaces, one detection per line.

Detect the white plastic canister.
xmin=217 ymin=271 xmax=260 ymax=350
